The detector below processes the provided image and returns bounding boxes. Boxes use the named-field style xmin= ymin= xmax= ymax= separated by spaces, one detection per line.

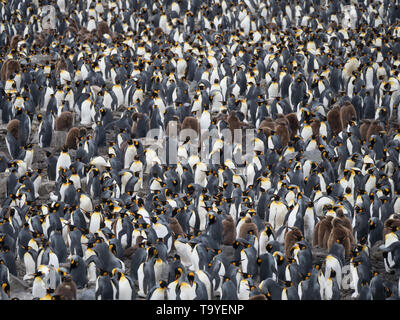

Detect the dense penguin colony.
xmin=1 ymin=0 xmax=400 ymax=300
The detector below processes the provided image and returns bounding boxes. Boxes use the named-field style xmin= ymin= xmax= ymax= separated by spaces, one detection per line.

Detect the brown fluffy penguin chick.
xmin=336 ymin=209 xmax=356 ymax=245
xmin=258 ymin=117 xmax=275 ymax=137
xmin=1 ymin=59 xmax=21 ymax=81
xmin=123 ymin=235 xmax=145 ymax=259
xmin=336 ymin=209 xmax=354 ymax=235
xmin=276 ymin=114 xmax=289 ymax=126
xmin=55 ymin=111 xmax=74 ymax=131
xmin=77 ymin=27 xmax=91 ymax=42
xmin=383 ymin=216 xmax=400 ymax=238
xmin=248 ymin=294 xmax=268 ymax=300
xmin=222 ymin=215 xmax=236 ymax=245
xmin=154 ymin=27 xmax=164 ymax=37
xmin=6 ymin=119 xmax=20 ymax=140
xmin=327 ymin=105 xmax=342 ymax=136
xmin=327 ymin=218 xmax=353 ymax=257
xmin=34 ymin=32 xmax=46 ymax=46
xmin=284 ymin=226 xmax=304 ymax=259
xmin=96 ymin=20 xmax=112 ymax=38
xmin=366 ymin=120 xmax=384 ymax=142
xmin=169 ymin=217 xmax=185 ymax=239
xmin=275 ymin=123 xmax=290 ymax=147
xmin=340 ymin=101 xmax=357 ymax=129
xmin=285 ymin=113 xmax=300 ymax=139
xmin=55 ymin=58 xmax=68 ymax=76
xmin=310 ymin=118 xmax=321 ymax=137
xmin=360 ymin=119 xmax=372 ymax=142
xmin=10 ymin=35 xmax=22 ymax=51
xmin=266 ymin=22 xmax=279 ymax=31
xmin=312 ymin=218 xmax=321 ymax=247
xmin=259 ymin=117 xmax=275 ymax=130
xmin=65 ymin=127 xmax=81 ymax=150
xmin=314 ymin=215 xmax=334 ymax=248
xmin=54 ymin=275 xmax=77 ymax=300
xmin=181 ymin=116 xmax=200 ymax=135
xmin=238 ymin=217 xmax=259 ymax=239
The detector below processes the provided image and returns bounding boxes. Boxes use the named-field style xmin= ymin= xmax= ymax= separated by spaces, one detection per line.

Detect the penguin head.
xmin=109 ymin=243 xmax=117 ymax=255
xmin=112 ymin=268 xmax=124 ymax=279
xmin=208 ymin=213 xmax=216 ymax=224
xmin=187 ymin=272 xmax=195 ymax=286
xmin=313 ymin=262 xmax=322 ymax=272
xmin=16 ymin=106 xmax=23 ymax=115
xmin=150 ymin=216 xmax=159 ymax=224
xmin=1 ymin=282 xmax=10 ymax=297
xmin=61 ymin=145 xmax=69 ymax=153
xmin=281 ymin=280 xmax=294 ymax=287
xmin=147 ymin=246 xmax=159 ymax=258
xmin=273 ymin=251 xmax=285 ymax=265
xmin=33 ymin=271 xmax=44 ymax=278
xmin=302 ymin=271 xmax=312 ymax=281
xmin=159 ymin=280 xmax=168 ymax=289
xmin=352 ymin=259 xmax=362 ymax=268
xmin=70 ymin=258 xmax=79 ymax=268
xmin=98 ymin=269 xmax=109 ymax=277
